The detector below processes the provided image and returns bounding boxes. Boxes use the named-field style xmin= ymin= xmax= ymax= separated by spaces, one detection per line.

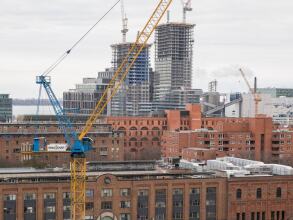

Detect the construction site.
xmin=1 ymin=0 xmax=293 ymax=220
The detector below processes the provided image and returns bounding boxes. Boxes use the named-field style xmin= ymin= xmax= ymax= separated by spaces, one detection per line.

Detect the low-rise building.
xmin=0 ymin=121 xmax=124 ymax=167
xmin=1 ymin=158 xmax=293 ymax=220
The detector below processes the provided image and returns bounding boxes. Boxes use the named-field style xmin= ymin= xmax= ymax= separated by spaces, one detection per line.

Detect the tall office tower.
xmin=0 ymin=94 xmax=12 ymax=122
xmin=63 ymin=68 xmax=113 ymax=115
xmin=153 ymin=22 xmax=201 ymax=110
xmin=110 ymin=43 xmax=153 ymax=116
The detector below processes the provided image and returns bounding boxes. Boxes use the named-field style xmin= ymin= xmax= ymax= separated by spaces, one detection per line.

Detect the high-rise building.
xmin=0 ymin=94 xmax=12 ymax=122
xmin=110 ymin=43 xmax=153 ymax=116
xmin=63 ymin=68 xmax=113 ymax=115
xmin=153 ymin=22 xmax=201 ymax=110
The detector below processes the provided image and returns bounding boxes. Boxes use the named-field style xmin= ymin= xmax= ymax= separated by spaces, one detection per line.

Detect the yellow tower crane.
xmin=239 ymin=68 xmax=262 ymax=116
xmin=72 ymin=0 xmax=173 ymax=219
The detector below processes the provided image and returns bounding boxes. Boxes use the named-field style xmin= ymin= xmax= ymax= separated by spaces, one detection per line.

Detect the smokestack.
xmin=254 ymin=77 xmax=257 ymax=93
xmin=167 ymin=10 xmax=170 ymax=23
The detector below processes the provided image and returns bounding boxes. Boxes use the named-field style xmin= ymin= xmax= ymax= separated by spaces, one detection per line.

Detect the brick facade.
xmin=1 ymin=169 xmax=293 ymax=220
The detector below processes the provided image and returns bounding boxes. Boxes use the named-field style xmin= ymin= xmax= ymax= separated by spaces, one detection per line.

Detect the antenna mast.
xmin=121 ymin=0 xmax=128 ymax=43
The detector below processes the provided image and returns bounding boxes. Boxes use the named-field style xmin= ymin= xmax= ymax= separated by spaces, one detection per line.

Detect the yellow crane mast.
xmin=72 ymin=0 xmax=173 ymax=219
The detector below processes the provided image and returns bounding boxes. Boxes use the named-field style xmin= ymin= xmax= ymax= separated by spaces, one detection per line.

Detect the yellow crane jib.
xmin=71 ymin=1 xmax=173 ymax=219
xmin=78 ymin=0 xmax=173 ymax=141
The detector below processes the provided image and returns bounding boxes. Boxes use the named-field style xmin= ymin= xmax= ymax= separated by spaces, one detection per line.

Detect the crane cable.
xmin=42 ymin=0 xmax=121 ymax=76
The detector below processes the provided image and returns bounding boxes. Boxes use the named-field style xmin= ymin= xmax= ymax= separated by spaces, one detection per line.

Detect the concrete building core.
xmin=153 ymin=22 xmax=200 ymax=110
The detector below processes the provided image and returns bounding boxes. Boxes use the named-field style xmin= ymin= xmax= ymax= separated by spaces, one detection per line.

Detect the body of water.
xmin=13 ymin=105 xmax=54 ymax=117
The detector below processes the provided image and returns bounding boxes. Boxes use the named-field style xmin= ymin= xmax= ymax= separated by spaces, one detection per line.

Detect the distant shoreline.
xmin=12 ymin=99 xmax=62 ymax=106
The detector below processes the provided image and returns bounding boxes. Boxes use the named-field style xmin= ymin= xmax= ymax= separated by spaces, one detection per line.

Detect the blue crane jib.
xmin=33 ymin=75 xmax=92 ymax=156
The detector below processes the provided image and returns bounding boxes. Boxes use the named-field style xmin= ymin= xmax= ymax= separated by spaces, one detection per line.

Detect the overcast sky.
xmin=0 ymin=0 xmax=293 ymax=98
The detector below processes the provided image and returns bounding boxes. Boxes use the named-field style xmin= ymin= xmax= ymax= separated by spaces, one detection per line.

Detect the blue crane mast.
xmin=33 ymin=75 xmax=92 ymax=156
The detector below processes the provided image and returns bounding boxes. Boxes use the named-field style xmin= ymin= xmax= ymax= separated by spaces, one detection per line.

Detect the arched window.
xmin=130 ymin=127 xmax=137 ymax=131
xmin=129 ymin=137 xmax=137 ymax=142
xmin=276 ymin=187 xmax=282 ymax=198
xmin=152 ymin=127 xmax=160 ymax=130
xmin=141 ymin=127 xmax=148 ymax=131
xmin=129 ymin=137 xmax=137 ymax=147
xmin=141 ymin=137 xmax=148 ymax=142
xmin=152 ymin=137 xmax=160 ymax=142
xmin=256 ymin=188 xmax=262 ymax=199
xmin=236 ymin=189 xmax=242 ymax=199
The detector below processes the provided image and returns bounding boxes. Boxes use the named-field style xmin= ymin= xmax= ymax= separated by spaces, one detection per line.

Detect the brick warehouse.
xmin=1 ymin=160 xmax=293 ymax=220
xmin=1 ymin=104 xmax=293 ymax=166
xmin=0 ymin=121 xmax=124 ymax=167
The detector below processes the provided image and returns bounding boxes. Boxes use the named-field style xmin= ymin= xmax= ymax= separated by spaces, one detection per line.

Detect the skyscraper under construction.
xmin=153 ymin=22 xmax=202 ymax=110
xmin=110 ymin=43 xmax=153 ymax=116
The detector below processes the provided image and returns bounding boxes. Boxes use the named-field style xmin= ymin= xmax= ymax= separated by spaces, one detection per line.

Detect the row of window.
xmin=3 ymin=188 xmax=131 ymax=201
xmin=114 ymin=119 xmax=166 ymax=126
xmin=236 ymin=210 xmax=285 ymax=220
xmin=236 ymin=187 xmax=282 ymax=199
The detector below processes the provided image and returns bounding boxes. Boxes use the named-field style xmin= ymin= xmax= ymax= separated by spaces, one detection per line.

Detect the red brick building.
xmin=1 ymin=104 xmax=293 ymax=165
xmin=0 ymin=163 xmax=293 ymax=220
xmin=106 ymin=116 xmax=167 ymax=160
xmin=160 ymin=105 xmax=293 ymax=164
xmin=0 ymin=122 xmax=124 ymax=167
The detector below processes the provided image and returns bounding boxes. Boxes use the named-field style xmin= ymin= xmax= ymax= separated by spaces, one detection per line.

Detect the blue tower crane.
xmin=33 ymin=75 xmax=92 ymax=156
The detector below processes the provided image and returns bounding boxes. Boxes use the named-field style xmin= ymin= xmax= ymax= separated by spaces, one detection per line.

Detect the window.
xmin=63 ymin=205 xmax=70 ymax=211
xmin=190 ymin=212 xmax=199 ymax=218
xmin=173 ymin=211 xmax=183 ymax=219
xmin=24 ymin=193 xmax=36 ymax=200
xmin=4 ymin=207 xmax=15 ymax=214
xmin=120 ymin=201 xmax=131 ymax=208
xmin=120 ymin=188 xmax=131 ymax=197
xmin=276 ymin=187 xmax=282 ymax=198
xmin=63 ymin=192 xmax=70 ymax=199
xmin=138 ymin=201 xmax=148 ymax=208
xmin=190 ymin=200 xmax=199 ymax=206
xmin=101 ymin=201 xmax=112 ymax=210
xmin=277 ymin=211 xmax=280 ymax=220
xmin=256 ymin=188 xmax=262 ymax=199
xmin=138 ymin=189 xmax=148 ymax=196
xmin=236 ymin=189 xmax=242 ymax=199
xmin=242 ymin=213 xmax=246 ymax=220
xmin=173 ymin=200 xmax=183 ymax=207
xmin=86 ymin=189 xmax=94 ymax=198
xmin=155 ymin=201 xmax=166 ymax=208
xmin=4 ymin=194 xmax=16 ymax=201
xmin=137 ymin=215 xmax=148 ymax=220
xmin=237 ymin=213 xmax=240 ymax=220
xmin=45 ymin=206 xmax=55 ymax=213
xmin=271 ymin=211 xmax=275 ymax=220
xmin=251 ymin=212 xmax=255 ymax=220
xmin=173 ymin=188 xmax=183 ymax=195
xmin=190 ymin=188 xmax=200 ymax=194
xmin=86 ymin=202 xmax=94 ymax=211
xmin=262 ymin=212 xmax=265 ymax=220
xmin=24 ymin=206 xmax=35 ymax=214
xmin=44 ymin=192 xmax=55 ymax=199
xmin=101 ymin=189 xmax=112 ymax=197
xmin=120 ymin=213 xmax=131 ymax=220
xmin=254 ymin=212 xmax=259 ymax=220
